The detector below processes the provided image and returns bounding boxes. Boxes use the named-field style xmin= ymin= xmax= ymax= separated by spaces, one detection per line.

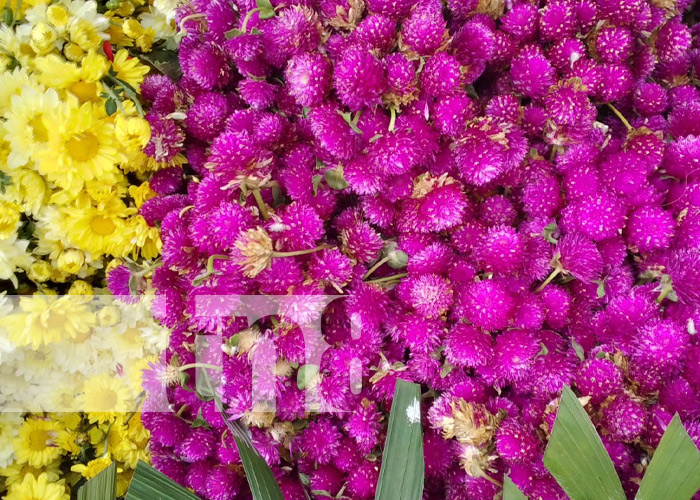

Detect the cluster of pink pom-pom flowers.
xmin=120 ymin=0 xmax=700 ymax=497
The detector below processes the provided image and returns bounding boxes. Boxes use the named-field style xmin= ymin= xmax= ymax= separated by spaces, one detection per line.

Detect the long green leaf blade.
xmin=503 ymin=475 xmax=528 ymax=500
xmin=543 ymin=386 xmax=626 ymax=500
xmin=375 ymin=379 xmax=424 ymax=500
xmin=77 ymin=461 xmax=117 ymax=500
xmin=636 ymin=414 xmax=700 ymax=500
xmin=125 ymin=461 xmax=201 ymax=500
xmin=234 ymin=436 xmax=285 ymax=500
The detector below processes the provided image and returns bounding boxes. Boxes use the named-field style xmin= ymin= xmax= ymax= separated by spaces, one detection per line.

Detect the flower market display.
xmin=0 ymin=0 xmax=179 ymax=498
xmin=4 ymin=0 xmax=700 ymax=498
xmin=128 ymin=0 xmax=700 ymax=498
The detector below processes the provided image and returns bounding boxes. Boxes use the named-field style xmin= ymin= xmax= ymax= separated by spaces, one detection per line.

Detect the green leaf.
xmin=324 ymin=166 xmax=349 ymax=190
xmin=105 ymin=98 xmax=117 ymax=116
xmin=571 ymin=339 xmax=585 ymax=362
xmin=77 ymin=461 xmax=117 ymax=500
xmin=312 ymin=174 xmax=323 ymax=196
xmin=375 ymin=380 xmax=424 ymax=500
xmin=503 ymin=476 xmax=528 ymax=500
xmin=338 ymin=111 xmax=363 ymax=134
xmin=126 ymin=461 xmax=201 ymax=500
xmin=636 ymin=414 xmax=700 ymax=500
xmin=255 ymin=0 xmax=276 ymax=18
xmin=0 ymin=171 xmax=11 ymax=194
xmin=234 ymin=436 xmax=285 ymax=500
xmin=543 ymin=386 xmax=626 ymax=500
xmin=297 ymin=364 xmax=319 ymax=390
xmin=226 ymin=28 xmax=244 ymax=38
xmin=140 ymin=49 xmax=183 ymax=81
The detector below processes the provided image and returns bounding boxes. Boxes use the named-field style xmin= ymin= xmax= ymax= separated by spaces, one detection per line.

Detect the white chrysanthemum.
xmin=47 ymin=335 xmax=103 ymax=376
xmin=139 ymin=7 xmax=176 ymax=43
xmin=0 ymin=234 xmax=33 ymax=287
xmin=0 ymin=413 xmax=22 ymax=468
xmin=0 ymin=292 xmax=18 ymax=364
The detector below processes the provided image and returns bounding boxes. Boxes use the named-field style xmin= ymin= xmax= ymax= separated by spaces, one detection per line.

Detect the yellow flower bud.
xmin=68 ymin=280 xmax=94 ymax=296
xmin=69 ymin=19 xmax=102 ymax=52
xmin=28 ymin=260 xmax=53 ymax=283
xmin=63 ymin=42 xmax=85 ymax=62
xmin=135 ymin=29 xmax=155 ymax=52
xmin=47 ymin=5 xmax=70 ymax=28
xmin=30 ymin=22 xmax=58 ymax=55
xmin=117 ymin=2 xmax=136 ymax=17
xmin=121 ymin=18 xmax=143 ymax=38
xmin=98 ymin=305 xmax=122 ymax=327
xmin=56 ymin=248 xmax=86 ymax=275
xmin=114 ymin=115 xmax=152 ymax=152
xmin=0 ymin=200 xmax=21 ymax=239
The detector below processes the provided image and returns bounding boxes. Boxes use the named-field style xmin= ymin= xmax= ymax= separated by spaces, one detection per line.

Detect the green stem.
xmin=240 ymin=7 xmax=261 ymax=33
xmin=252 ymin=189 xmax=269 ymax=220
xmin=606 ymin=103 xmax=632 ymax=131
xmin=272 ymin=245 xmax=328 ymax=258
xmin=536 ymin=266 xmax=562 ymax=293
xmin=366 ymin=272 xmax=408 ymax=285
xmin=657 ymin=283 xmax=673 ymax=304
xmin=177 ymin=13 xmax=206 ymax=36
xmin=363 ymin=255 xmax=391 ymax=280
xmin=388 ymin=107 xmax=397 ymax=132
xmin=178 ymin=363 xmax=222 ymax=372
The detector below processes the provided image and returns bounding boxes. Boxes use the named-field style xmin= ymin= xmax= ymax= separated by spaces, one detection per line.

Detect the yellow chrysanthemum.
xmin=127 ymin=215 xmax=162 ymax=260
xmin=81 ymin=374 xmax=136 ymax=423
xmin=2 ymin=85 xmax=60 ymax=169
xmin=70 ymin=455 xmax=113 ymax=479
xmin=5 ymin=472 xmax=69 ymax=500
xmin=33 ymin=52 xmax=108 ymax=102
xmin=115 ymin=114 xmax=151 ymax=152
xmin=0 ymin=200 xmax=22 ymax=239
xmin=0 ymin=67 xmax=37 ymax=114
xmin=3 ymin=168 xmax=48 ymax=216
xmin=112 ymin=49 xmax=149 ymax=91
xmin=117 ymin=469 xmax=135 ymax=497
xmin=13 ymin=418 xmax=63 ymax=468
xmin=1 ymin=294 xmax=96 ymax=348
xmin=127 ymin=181 xmax=156 ymax=208
xmin=0 ymin=233 xmax=33 ymax=287
xmin=60 ymin=200 xmax=135 ymax=257
xmin=0 ymin=460 xmax=62 ymax=488
xmin=29 ymin=21 xmax=58 ymax=55
xmin=37 ymin=100 xmax=122 ymax=196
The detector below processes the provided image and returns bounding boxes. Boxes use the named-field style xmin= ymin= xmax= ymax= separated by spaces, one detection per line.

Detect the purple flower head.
xmin=346 ymin=460 xmax=380 ymax=499
xmin=365 ymin=0 xmax=413 ymax=19
xmin=400 ymin=0 xmax=447 ymax=56
xmin=454 ymin=279 xmax=515 ymax=330
xmin=538 ymin=1 xmax=576 ymax=42
xmin=501 ymin=3 xmax=538 ymax=42
xmin=445 ymin=324 xmax=494 ymax=368
xmin=495 ymin=419 xmax=540 ymax=464
xmin=340 ymin=222 xmax=383 ymax=262
xmin=270 ymin=6 xmax=321 ymax=58
xmin=595 ymin=26 xmax=633 ymax=64
xmin=634 ymin=83 xmax=668 ymax=116
xmin=574 ymin=357 xmax=624 ymax=404
xmin=345 ymin=399 xmax=382 ymax=453
xmin=385 ymin=52 xmax=417 ymax=99
xmin=399 ymin=174 xmax=469 ymax=233
xmin=554 ymin=232 xmax=604 ymax=284
xmin=308 ymin=105 xmax=361 ymax=160
xmin=421 ymin=53 xmax=462 ymax=98
xmin=333 ymin=46 xmax=385 ymax=111
xmin=665 ymin=250 xmax=700 ymax=307
xmin=182 ymin=43 xmax=231 ymax=90
xmin=434 ymin=94 xmax=476 ymax=137
xmin=603 ymin=395 xmax=647 ymax=442
xmin=473 ymin=225 xmax=525 ymax=274
xmin=491 ymin=329 xmax=540 ymax=384
xmin=511 ymin=45 xmax=556 ymax=99
xmin=544 ymin=79 xmax=597 ymax=145
xmin=406 ymin=273 xmax=454 ymax=318
xmin=238 ymin=79 xmax=278 ymax=109
xmin=626 ymin=205 xmax=675 ymax=253
xmin=572 ymin=191 xmax=627 ymax=242
xmin=656 ymin=19 xmax=692 ymax=64
xmin=353 ymin=14 xmax=396 ymax=54
xmin=175 ymin=427 xmax=216 ymax=462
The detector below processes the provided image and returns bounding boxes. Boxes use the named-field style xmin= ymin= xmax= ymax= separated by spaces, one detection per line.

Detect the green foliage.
xmin=77 ymin=462 xmax=117 ymax=500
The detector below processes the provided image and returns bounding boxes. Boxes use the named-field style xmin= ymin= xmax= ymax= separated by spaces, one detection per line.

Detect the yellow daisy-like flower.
xmin=126 ymin=215 xmax=162 ymax=260
xmin=3 ymin=168 xmax=48 ymax=216
xmin=37 ymin=100 xmax=122 ymax=196
xmin=81 ymin=374 xmax=136 ymax=423
xmin=0 ymin=67 xmax=37 ymax=114
xmin=1 ymin=294 xmax=96 ymax=349
xmin=33 ymin=52 xmax=108 ymax=102
xmin=2 ymin=85 xmax=61 ymax=169
xmin=0 ymin=200 xmax=22 ymax=239
xmin=5 ymin=472 xmax=69 ymax=500
xmin=0 ymin=460 xmax=62 ymax=488
xmin=115 ymin=114 xmax=151 ymax=152
xmin=117 ymin=469 xmax=135 ymax=497
xmin=60 ymin=199 xmax=134 ymax=257
xmin=111 ymin=49 xmax=150 ymax=91
xmin=127 ymin=181 xmax=156 ymax=208
xmin=13 ymin=418 xmax=63 ymax=468
xmin=70 ymin=455 xmax=113 ymax=479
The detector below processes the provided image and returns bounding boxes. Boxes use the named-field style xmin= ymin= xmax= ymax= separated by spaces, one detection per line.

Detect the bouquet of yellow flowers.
xmin=0 ymin=0 xmax=178 ymax=498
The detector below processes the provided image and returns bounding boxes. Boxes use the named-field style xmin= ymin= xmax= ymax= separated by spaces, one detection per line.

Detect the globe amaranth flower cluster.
xmin=138 ymin=0 xmax=700 ymax=498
